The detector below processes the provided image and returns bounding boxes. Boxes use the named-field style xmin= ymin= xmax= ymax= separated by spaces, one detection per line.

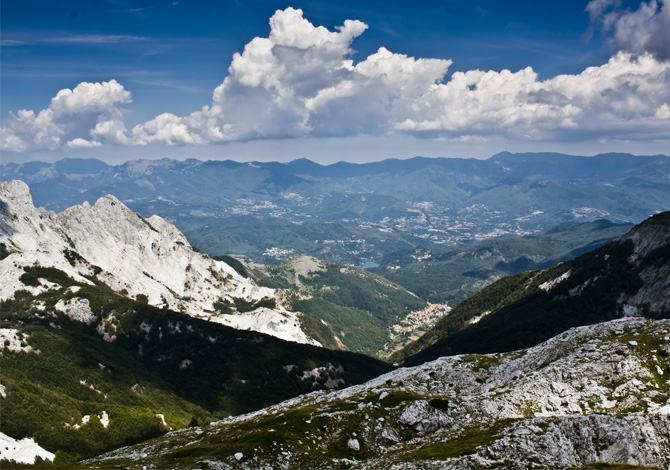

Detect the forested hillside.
xmin=394 ymin=212 xmax=670 ymax=365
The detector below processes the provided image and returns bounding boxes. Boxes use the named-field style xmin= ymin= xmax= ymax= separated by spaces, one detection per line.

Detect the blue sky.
xmin=1 ymin=0 xmax=669 ymax=164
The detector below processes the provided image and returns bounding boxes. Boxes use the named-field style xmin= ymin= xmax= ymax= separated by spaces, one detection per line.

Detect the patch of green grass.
xmin=230 ymin=296 xmax=276 ymax=312
xmin=19 ymin=265 xmax=79 ymax=289
xmin=297 ymin=297 xmax=388 ymax=356
xmin=462 ymin=353 xmax=503 ymax=371
xmin=213 ymin=255 xmax=251 ymax=278
xmin=373 ymin=391 xmax=420 ymax=408
xmin=570 ymin=464 xmax=663 ymax=470
xmin=298 ymin=312 xmax=340 ymax=350
xmin=400 ymin=419 xmax=516 ymax=460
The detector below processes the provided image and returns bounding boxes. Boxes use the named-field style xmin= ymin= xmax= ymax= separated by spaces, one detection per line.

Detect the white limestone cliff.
xmin=0 ymin=180 xmax=317 ymax=345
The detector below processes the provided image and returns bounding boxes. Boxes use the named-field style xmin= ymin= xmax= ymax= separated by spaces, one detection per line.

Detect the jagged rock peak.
xmin=0 ymin=180 xmax=319 ymax=346
xmin=0 ymin=180 xmax=34 ymax=210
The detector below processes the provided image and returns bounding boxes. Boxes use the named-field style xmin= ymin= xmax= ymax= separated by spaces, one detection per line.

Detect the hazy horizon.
xmin=3 ymin=148 xmax=670 ymax=169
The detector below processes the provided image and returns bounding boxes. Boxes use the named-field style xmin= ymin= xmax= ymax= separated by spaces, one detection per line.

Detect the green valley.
xmin=255 ymin=256 xmax=427 ymax=357
xmin=394 ymin=212 xmax=670 ymax=366
xmin=370 ymin=219 xmax=633 ymax=306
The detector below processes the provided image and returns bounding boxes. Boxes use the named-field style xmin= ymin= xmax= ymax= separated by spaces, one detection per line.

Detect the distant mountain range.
xmin=2 ymin=152 xmax=668 ymax=265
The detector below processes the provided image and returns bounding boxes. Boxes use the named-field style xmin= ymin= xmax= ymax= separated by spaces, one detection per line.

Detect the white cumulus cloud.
xmin=132 ymin=7 xmax=450 ymax=144
xmin=67 ymin=138 xmax=103 ymax=148
xmin=3 ymin=6 xmax=670 ymax=153
xmin=1 ymin=79 xmax=131 ymax=152
xmin=397 ymin=51 xmax=670 ymax=141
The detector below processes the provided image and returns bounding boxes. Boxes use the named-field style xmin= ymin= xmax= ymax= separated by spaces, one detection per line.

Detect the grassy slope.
xmin=256 ymin=259 xmax=426 ymax=357
xmin=0 ymin=267 xmax=392 ymax=461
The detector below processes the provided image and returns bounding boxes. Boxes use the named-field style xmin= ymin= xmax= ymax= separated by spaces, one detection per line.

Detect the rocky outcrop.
xmin=483 ymin=414 xmax=670 ymax=469
xmin=402 ymin=414 xmax=670 ymax=469
xmin=397 ymin=400 xmax=451 ymax=434
xmin=0 ymin=180 xmax=317 ymax=345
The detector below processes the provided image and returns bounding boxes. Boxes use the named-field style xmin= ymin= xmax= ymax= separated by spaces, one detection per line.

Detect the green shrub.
xmin=0 ymin=242 xmax=10 ymax=260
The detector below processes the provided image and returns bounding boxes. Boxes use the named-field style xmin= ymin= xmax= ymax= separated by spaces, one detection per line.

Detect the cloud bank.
xmin=2 ymin=5 xmax=670 ymax=153
xmin=587 ymin=0 xmax=670 ymax=61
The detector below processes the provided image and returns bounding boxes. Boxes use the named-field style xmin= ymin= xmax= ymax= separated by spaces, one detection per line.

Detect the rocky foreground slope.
xmin=90 ymin=317 xmax=670 ymax=469
xmin=0 ymin=180 xmax=314 ymax=344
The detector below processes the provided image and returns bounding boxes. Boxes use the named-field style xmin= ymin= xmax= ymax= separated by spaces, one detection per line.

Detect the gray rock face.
xmin=347 ymin=438 xmax=360 ymax=451
xmin=468 ymin=414 xmax=670 ymax=469
xmin=618 ymin=216 xmax=670 ymax=314
xmin=377 ymin=426 xmax=401 ymax=445
xmin=398 ymin=400 xmax=450 ymax=434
